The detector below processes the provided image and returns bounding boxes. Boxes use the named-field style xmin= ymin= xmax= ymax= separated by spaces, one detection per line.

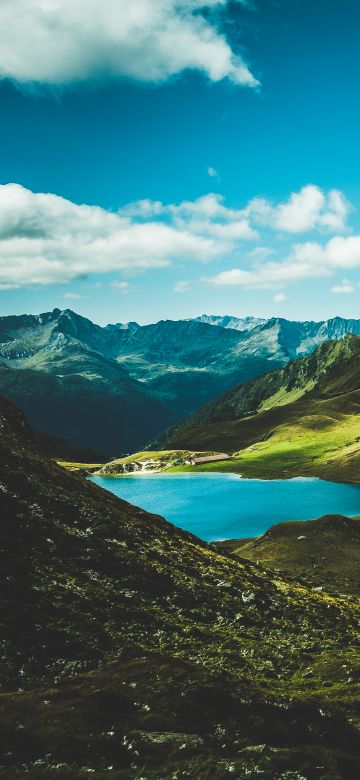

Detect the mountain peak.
xmin=194 ymin=313 xmax=266 ymax=332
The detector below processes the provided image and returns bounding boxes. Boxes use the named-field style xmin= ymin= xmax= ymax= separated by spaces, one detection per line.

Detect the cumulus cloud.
xmin=111 ymin=281 xmax=130 ymax=293
xmin=291 ymin=235 xmax=360 ymax=269
xmin=0 ymin=0 xmax=258 ymax=88
xmin=331 ymin=279 xmax=355 ymax=294
xmin=123 ymin=192 xmax=259 ymax=241
xmin=125 ymin=186 xmax=351 ymax=241
xmin=0 ymin=184 xmax=225 ymax=288
xmin=273 ymin=292 xmax=286 ymax=302
xmin=63 ymin=292 xmax=85 ymax=300
xmin=206 ymin=260 xmax=331 ymax=289
xmin=173 ymin=280 xmax=191 ymax=293
xmin=208 ymin=167 xmax=218 ymax=178
xmin=0 ymin=183 xmax=355 ymax=290
xmin=246 ymin=185 xmax=351 ymax=234
xmin=249 ymin=246 xmax=274 ymax=260
xmin=206 ymin=234 xmax=360 ymax=290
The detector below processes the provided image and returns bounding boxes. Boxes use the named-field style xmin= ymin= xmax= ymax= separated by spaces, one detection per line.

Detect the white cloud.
xmin=206 ymin=233 xmax=360 ymax=290
xmin=291 ymin=235 xmax=360 ymax=269
xmin=0 ymin=184 xmax=225 ymax=288
xmin=111 ymin=281 xmax=130 ymax=293
xmin=0 ymin=183 xmax=355 ymax=290
xmin=186 ymin=218 xmax=257 ymax=240
xmin=208 ymin=167 xmax=218 ymax=178
xmin=121 ymin=199 xmax=165 ymax=219
xmin=169 ymin=193 xmax=240 ymax=220
xmin=124 ymin=193 xmax=259 ymax=241
xmin=246 ymin=185 xmax=351 ymax=234
xmin=121 ymin=186 xmax=352 ymax=244
xmin=206 ymin=260 xmax=331 ymax=289
xmin=273 ymin=292 xmax=286 ymax=302
xmin=173 ymin=280 xmax=190 ymax=293
xmin=331 ymin=279 xmax=355 ymax=294
xmin=64 ymin=292 xmax=85 ymax=300
xmin=249 ymin=246 xmax=274 ymax=260
xmin=0 ymin=0 xmax=258 ymax=88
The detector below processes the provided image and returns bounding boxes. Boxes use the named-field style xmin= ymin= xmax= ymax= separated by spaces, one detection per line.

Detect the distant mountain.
xmin=167 ymin=331 xmax=360 ymax=427
xmin=193 ymin=313 xmax=266 ymax=331
xmin=0 ymin=309 xmax=172 ymax=456
xmin=108 ymin=317 xmax=280 ymax=415
xmin=2 ymin=394 xmax=360 ymax=777
xmin=0 ymin=310 xmax=283 ymax=451
xmin=2 ymin=308 xmax=360 ymax=454
xmin=228 ymin=315 xmax=360 ymax=362
xmin=163 ymin=334 xmax=360 ymax=484
xmin=197 ymin=314 xmax=360 ymax=360
xmin=106 ymin=320 xmax=141 ymax=331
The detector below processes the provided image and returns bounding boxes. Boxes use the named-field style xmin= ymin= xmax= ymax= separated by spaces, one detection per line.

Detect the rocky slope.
xmin=1 ymin=396 xmax=360 ymax=777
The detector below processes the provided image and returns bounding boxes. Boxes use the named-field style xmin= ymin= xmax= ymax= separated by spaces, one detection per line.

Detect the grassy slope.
xmin=2 ymin=396 xmax=360 ymax=777
xmin=56 ymin=460 xmax=105 ymax=473
xmin=215 ymin=514 xmax=360 ymax=597
xmin=164 ymin=335 xmax=360 ymax=484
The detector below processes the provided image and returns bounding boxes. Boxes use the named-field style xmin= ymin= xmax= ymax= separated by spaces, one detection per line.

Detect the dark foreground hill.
xmin=1 ymin=397 xmax=360 ymax=777
xmin=163 ymin=334 xmax=360 ymax=484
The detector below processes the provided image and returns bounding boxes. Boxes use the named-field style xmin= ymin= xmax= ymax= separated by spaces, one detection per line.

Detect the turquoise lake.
xmin=89 ymin=473 xmax=360 ymax=541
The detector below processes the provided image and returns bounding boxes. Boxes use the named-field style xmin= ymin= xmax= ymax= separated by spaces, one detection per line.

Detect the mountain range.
xmin=2 ymin=393 xmax=360 ymax=778
xmin=2 ymin=307 xmax=360 ymax=455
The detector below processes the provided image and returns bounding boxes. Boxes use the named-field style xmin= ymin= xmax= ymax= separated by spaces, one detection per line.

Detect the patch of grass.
xmin=258 ymin=380 xmax=315 ymax=411
xmin=233 ymin=412 xmax=360 ymax=482
xmin=56 ymin=461 xmax=105 ymax=473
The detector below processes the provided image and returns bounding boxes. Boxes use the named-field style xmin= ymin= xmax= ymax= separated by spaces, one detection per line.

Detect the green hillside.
xmin=163 ymin=334 xmax=360 ymax=484
xmin=2 ymin=395 xmax=360 ymax=777
xmin=215 ymin=514 xmax=360 ymax=596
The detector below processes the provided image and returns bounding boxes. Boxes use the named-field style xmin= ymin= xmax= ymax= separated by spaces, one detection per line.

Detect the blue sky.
xmin=1 ymin=0 xmax=360 ymax=324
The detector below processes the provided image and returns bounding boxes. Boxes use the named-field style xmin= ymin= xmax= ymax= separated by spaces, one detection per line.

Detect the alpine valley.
xmin=2 ymin=308 xmax=360 ymax=457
